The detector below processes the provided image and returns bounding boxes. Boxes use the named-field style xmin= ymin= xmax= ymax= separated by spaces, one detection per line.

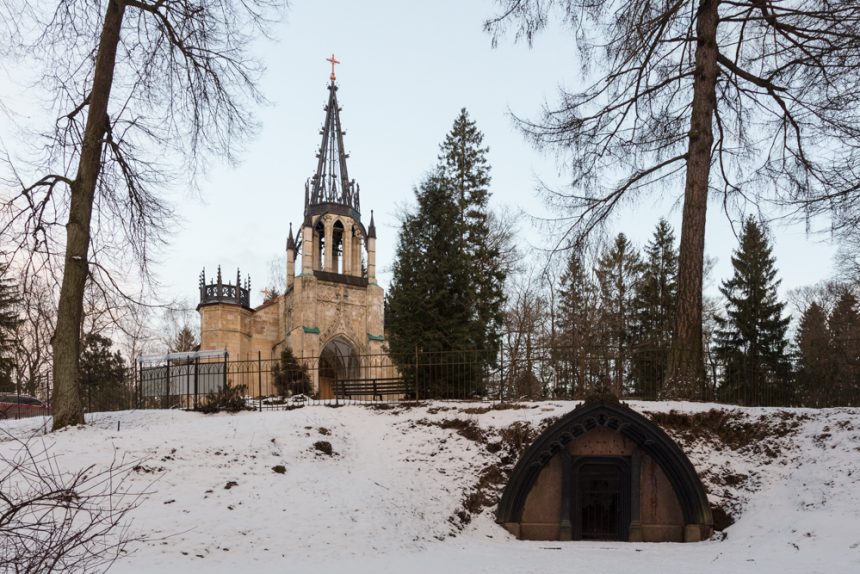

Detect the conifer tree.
xmin=387 ymin=111 xmax=506 ymax=398
xmin=631 ymin=220 xmax=678 ymax=398
xmin=556 ymin=252 xmax=600 ymax=396
xmin=595 ymin=233 xmax=642 ymax=396
xmin=438 ymin=109 xmax=507 ymax=357
xmin=0 ymin=264 xmax=20 ymax=392
xmin=80 ymin=333 xmax=129 ymax=412
xmin=386 ymin=175 xmax=474 ymax=397
xmin=169 ymin=325 xmax=199 ymax=354
xmin=795 ymin=302 xmax=834 ymax=406
xmin=272 ymin=346 xmax=311 ymax=397
xmin=714 ymin=218 xmax=791 ymax=405
xmin=828 ymin=291 xmax=860 ymax=406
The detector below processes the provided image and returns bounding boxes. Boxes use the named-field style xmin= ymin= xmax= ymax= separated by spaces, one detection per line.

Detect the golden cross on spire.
xmin=326 ymin=53 xmax=340 ymax=82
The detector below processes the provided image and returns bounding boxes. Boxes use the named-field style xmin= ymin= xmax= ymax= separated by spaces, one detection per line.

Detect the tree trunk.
xmin=669 ymin=0 xmax=719 ymax=399
xmin=52 ymin=1 xmax=126 ymax=430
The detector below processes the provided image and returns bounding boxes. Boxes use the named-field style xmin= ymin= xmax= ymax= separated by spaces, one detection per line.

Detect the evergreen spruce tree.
xmin=828 ymin=291 xmax=860 ymax=406
xmin=170 ymin=325 xmax=199 ymax=354
xmin=631 ymin=220 xmax=678 ymax=398
xmin=438 ymin=109 xmax=507 ymax=358
xmin=0 ymin=264 xmax=20 ymax=393
xmin=595 ymin=233 xmax=643 ymax=396
xmin=80 ymin=333 xmax=129 ymax=412
xmin=387 ymin=111 xmax=506 ymax=398
xmin=796 ymin=302 xmax=835 ymax=406
xmin=386 ymin=175 xmax=474 ymax=397
xmin=556 ymin=252 xmax=600 ymax=397
xmin=714 ymin=218 xmax=792 ymax=405
xmin=271 ymin=346 xmax=311 ymax=397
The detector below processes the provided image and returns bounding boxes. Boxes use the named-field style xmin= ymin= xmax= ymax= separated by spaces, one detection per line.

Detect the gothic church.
xmin=197 ymin=69 xmax=385 ymax=398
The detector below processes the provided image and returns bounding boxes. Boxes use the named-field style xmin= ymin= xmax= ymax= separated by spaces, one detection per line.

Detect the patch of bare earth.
xmin=410 ymin=414 xmax=559 ymax=533
xmin=645 ymin=408 xmax=809 ymax=530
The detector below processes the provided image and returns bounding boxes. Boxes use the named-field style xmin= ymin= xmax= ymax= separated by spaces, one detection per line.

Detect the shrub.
xmin=197 ymin=385 xmax=248 ymax=414
xmin=271 ymin=347 xmax=312 ymax=396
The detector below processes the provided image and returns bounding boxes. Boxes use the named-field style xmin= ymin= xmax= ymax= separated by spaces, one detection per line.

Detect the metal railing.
xmin=3 ymin=342 xmax=857 ymax=419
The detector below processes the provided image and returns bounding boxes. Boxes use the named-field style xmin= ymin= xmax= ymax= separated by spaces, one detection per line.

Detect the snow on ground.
xmin=1 ymin=401 xmax=859 ymax=574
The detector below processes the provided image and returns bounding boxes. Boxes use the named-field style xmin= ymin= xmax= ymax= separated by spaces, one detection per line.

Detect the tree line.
xmin=0 ymin=259 xmax=201 ymax=413
xmin=374 ymin=104 xmax=860 ymax=406
xmin=503 ymin=217 xmax=859 ymax=406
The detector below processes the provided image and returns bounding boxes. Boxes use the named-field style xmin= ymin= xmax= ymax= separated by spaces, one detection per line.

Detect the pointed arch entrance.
xmin=318 ymin=336 xmax=360 ymax=399
xmin=496 ymin=400 xmax=713 ymax=542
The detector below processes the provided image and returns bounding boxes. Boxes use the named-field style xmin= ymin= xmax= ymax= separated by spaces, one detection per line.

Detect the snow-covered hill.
xmin=2 ymin=401 xmax=858 ymax=574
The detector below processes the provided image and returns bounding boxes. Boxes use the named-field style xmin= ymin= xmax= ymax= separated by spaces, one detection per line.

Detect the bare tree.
xmin=836 ymin=236 xmax=860 ymax=287
xmin=157 ymin=301 xmax=197 ymax=351
xmin=486 ymin=0 xmax=860 ymax=395
xmin=788 ymin=279 xmax=857 ymax=318
xmin=502 ymin=271 xmax=549 ymax=398
xmin=13 ymin=269 xmax=57 ymax=399
xmin=115 ymin=302 xmax=157 ymax=367
xmin=0 ymin=1 xmax=285 ymax=429
xmin=0 ymin=432 xmax=146 ymax=572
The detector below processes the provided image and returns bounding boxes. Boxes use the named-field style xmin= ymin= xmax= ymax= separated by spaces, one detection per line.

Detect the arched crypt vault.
xmin=497 ymin=400 xmax=713 ymax=542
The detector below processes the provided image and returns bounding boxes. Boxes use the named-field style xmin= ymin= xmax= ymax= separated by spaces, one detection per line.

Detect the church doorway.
xmin=318 ymin=337 xmax=360 ymax=399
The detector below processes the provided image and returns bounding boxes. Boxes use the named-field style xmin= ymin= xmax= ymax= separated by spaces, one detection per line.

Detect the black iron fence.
xmin=2 ymin=343 xmax=857 ymax=420
xmin=130 ymin=343 xmax=860 ymax=410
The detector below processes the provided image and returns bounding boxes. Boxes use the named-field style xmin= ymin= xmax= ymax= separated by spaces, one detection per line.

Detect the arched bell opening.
xmin=318 ymin=336 xmax=360 ymax=400
xmin=314 ymin=219 xmax=325 ymax=272
xmin=332 ymin=220 xmax=345 ymax=274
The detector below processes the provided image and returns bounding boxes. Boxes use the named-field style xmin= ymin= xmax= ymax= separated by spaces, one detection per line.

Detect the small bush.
xmin=313 ymin=441 xmax=333 ymax=456
xmin=197 ymin=385 xmax=249 ymax=414
xmin=272 ymin=348 xmax=312 ymax=397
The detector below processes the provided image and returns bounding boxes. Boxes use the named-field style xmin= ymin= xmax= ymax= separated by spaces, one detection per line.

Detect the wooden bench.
xmin=333 ymin=377 xmax=412 ymax=400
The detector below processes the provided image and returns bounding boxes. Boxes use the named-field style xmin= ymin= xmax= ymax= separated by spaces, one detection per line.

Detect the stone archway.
xmin=496 ymin=400 xmax=713 ymax=542
xmin=318 ymin=336 xmax=360 ymax=399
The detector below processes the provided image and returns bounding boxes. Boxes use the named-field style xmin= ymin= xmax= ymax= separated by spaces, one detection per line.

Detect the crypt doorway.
xmin=318 ymin=336 xmax=360 ymax=399
xmin=573 ymin=457 xmax=631 ymax=541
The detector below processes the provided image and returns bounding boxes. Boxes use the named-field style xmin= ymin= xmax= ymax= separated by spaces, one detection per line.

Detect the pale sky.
xmin=2 ymin=0 xmax=841 ymax=313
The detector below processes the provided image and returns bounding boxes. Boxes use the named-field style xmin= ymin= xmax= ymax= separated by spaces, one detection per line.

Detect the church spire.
xmin=286 ymin=222 xmax=295 ymax=251
xmin=306 ymin=56 xmax=360 ymax=219
xmin=368 ymin=210 xmax=376 ymax=239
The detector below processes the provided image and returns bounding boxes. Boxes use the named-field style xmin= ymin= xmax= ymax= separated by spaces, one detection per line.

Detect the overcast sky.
xmin=3 ymin=0 xmax=840 ymax=313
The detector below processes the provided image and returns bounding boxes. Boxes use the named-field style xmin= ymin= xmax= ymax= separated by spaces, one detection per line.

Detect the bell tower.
xmin=283 ymin=62 xmax=385 ymax=396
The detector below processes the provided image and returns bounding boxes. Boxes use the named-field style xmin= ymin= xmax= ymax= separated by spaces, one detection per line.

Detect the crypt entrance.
xmin=573 ymin=457 xmax=631 ymax=541
xmin=318 ymin=337 xmax=360 ymax=400
xmin=496 ymin=400 xmax=713 ymax=543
